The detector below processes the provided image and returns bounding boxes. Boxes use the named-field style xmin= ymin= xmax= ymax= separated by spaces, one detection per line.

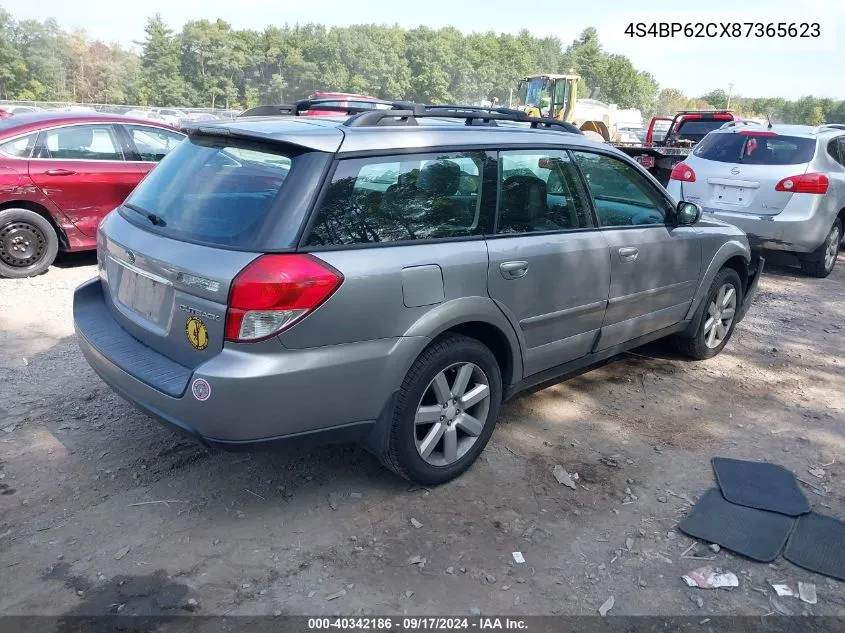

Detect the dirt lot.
xmin=1 ymin=250 xmax=844 ymax=618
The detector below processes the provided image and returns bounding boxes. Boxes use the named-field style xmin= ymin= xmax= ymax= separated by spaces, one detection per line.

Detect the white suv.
xmin=668 ymin=123 xmax=845 ymax=277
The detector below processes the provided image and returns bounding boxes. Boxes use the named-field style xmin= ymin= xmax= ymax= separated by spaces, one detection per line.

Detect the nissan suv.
xmin=73 ymin=105 xmax=763 ymax=485
xmin=667 ymin=123 xmax=845 ymax=278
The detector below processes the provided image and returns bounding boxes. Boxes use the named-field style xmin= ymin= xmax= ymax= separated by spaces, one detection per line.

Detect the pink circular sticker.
xmin=191 ymin=378 xmax=211 ymax=402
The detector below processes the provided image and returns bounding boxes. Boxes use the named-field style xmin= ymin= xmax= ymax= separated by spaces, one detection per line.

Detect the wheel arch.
xmin=400 ymin=297 xmax=524 ymax=391
xmin=0 ymin=200 xmax=67 ymax=249
xmin=683 ymin=240 xmax=750 ymax=336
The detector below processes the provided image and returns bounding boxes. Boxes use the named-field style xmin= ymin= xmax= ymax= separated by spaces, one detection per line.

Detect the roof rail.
xmin=240 ymin=97 xmax=393 ymax=118
xmin=344 ymin=103 xmax=584 ymax=134
xmin=818 ymin=123 xmax=845 ymax=131
xmin=719 ymin=120 xmax=763 ymax=130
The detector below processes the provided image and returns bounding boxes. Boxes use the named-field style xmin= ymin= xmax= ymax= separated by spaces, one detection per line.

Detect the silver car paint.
xmin=74 ymin=119 xmax=754 ymax=445
xmin=668 ymin=126 xmax=845 ymax=253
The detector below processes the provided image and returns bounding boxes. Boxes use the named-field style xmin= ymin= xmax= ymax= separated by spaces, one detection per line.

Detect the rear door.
xmin=28 ymin=123 xmax=140 ymax=237
xmin=485 ymin=149 xmax=610 ymax=377
xmin=679 ymin=131 xmax=818 ymax=215
xmin=572 ymin=150 xmax=701 ymax=349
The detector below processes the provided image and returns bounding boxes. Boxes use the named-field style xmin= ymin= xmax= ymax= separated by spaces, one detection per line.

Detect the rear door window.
xmin=498 ymin=150 xmax=594 ymax=233
xmin=42 ymin=125 xmax=123 ymax=160
xmin=693 ymin=132 xmax=817 ymax=165
xmin=306 ymin=152 xmax=491 ymax=246
xmin=121 ymin=135 xmax=297 ymax=248
xmin=124 ymin=124 xmax=184 ymax=161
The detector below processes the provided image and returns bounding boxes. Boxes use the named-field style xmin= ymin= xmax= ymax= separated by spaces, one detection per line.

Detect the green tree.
xmin=0 ymin=8 xmax=27 ymax=99
xmin=138 ymin=15 xmax=185 ymax=106
xmin=701 ymin=89 xmax=728 ymax=109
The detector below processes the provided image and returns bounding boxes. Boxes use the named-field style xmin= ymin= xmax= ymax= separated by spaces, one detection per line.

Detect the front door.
xmin=572 ymin=150 xmax=702 ymax=350
xmin=486 ymin=149 xmax=610 ymax=377
xmin=29 ymin=123 xmax=140 ymax=237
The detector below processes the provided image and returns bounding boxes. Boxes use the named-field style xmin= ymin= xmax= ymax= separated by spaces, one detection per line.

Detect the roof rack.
xmin=239 ymin=97 xmax=393 ymax=118
xmin=344 ymin=103 xmax=583 ymax=134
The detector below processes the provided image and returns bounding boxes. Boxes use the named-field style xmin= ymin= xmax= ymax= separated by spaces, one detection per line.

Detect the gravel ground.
xmin=1 ymin=249 xmax=844 ymax=617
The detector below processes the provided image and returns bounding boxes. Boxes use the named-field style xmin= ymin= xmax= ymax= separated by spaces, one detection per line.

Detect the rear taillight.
xmin=670 ymin=161 xmax=696 ymax=182
xmin=775 ymin=172 xmax=829 ymax=195
xmin=225 ymin=254 xmax=343 ymax=342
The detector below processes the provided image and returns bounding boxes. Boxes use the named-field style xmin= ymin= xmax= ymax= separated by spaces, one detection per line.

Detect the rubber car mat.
xmin=678 ymin=488 xmax=795 ymax=562
xmin=784 ymin=512 xmax=845 ymax=581
xmin=712 ymin=457 xmax=810 ymax=517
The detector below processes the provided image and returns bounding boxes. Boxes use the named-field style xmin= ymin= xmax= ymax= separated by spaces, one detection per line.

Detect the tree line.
xmin=1 ymin=7 xmax=843 ymax=125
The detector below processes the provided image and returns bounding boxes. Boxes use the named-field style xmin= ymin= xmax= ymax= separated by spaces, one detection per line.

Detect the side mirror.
xmin=676 ymin=201 xmax=702 ymax=226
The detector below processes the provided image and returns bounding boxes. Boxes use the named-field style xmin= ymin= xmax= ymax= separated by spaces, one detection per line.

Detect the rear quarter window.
xmin=693 ymin=133 xmax=817 ymax=165
xmin=122 ymin=136 xmax=299 ymax=248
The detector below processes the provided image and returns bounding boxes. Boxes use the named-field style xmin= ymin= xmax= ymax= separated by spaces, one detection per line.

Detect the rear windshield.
xmin=122 ymin=136 xmax=295 ymax=248
xmin=675 ymin=120 xmax=727 ymax=143
xmin=692 ymin=132 xmax=817 ymax=165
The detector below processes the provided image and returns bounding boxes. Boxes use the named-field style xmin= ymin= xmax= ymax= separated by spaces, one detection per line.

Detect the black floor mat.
xmin=679 ymin=488 xmax=796 ymax=562
xmin=712 ymin=457 xmax=810 ymax=516
xmin=784 ymin=512 xmax=845 ymax=581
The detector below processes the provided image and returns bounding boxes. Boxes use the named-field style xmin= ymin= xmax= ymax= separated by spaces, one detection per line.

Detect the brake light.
xmin=775 ymin=173 xmax=829 ymax=194
xmin=670 ymin=161 xmax=696 ymax=182
xmin=712 ymin=114 xmax=733 ymax=120
xmin=738 ymin=130 xmax=777 ymax=136
xmin=225 ymin=254 xmax=343 ymax=342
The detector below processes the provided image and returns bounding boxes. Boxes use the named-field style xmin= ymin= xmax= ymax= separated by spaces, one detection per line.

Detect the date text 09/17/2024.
xmin=307 ymin=617 xmax=529 ymax=630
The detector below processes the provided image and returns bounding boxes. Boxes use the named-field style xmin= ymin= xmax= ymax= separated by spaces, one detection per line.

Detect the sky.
xmin=6 ymin=0 xmax=845 ymax=100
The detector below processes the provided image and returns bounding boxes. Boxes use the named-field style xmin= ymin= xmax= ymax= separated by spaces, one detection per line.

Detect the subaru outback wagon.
xmin=73 ymin=105 xmax=763 ymax=485
xmin=667 ymin=123 xmax=845 ymax=278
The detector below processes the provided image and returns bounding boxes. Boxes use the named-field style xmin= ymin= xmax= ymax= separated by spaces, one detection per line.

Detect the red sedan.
xmin=0 ymin=111 xmax=185 ymax=278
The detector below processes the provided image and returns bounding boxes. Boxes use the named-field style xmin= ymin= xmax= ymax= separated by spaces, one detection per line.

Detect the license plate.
xmin=636 ymin=155 xmax=655 ymax=168
xmin=117 ymin=268 xmax=166 ymax=321
xmin=715 ymin=185 xmax=748 ymax=204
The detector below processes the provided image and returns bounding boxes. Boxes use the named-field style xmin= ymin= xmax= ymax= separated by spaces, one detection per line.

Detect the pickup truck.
xmin=614 ymin=110 xmax=738 ymax=186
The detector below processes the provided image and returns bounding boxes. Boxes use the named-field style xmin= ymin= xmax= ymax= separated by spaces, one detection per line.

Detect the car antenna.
xmin=766 ymin=112 xmax=773 ymax=129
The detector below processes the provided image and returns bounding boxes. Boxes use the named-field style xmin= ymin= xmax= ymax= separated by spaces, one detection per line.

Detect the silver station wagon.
xmin=73 ymin=104 xmax=763 ymax=485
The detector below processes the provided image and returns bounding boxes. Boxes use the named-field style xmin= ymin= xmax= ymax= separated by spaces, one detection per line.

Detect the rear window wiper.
xmin=124 ymin=203 xmax=167 ymax=227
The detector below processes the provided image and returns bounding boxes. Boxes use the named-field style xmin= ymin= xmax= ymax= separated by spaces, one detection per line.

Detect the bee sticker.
xmin=185 ymin=316 xmax=209 ymax=351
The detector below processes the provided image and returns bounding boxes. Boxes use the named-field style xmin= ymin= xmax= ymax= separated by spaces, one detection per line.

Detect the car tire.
xmin=672 ymin=267 xmax=743 ymax=361
xmin=0 ymin=208 xmax=59 ymax=279
xmin=382 ymin=334 xmax=503 ymax=485
xmin=799 ymin=219 xmax=841 ymax=279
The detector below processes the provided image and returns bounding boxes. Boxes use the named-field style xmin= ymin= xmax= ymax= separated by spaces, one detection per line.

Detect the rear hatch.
xmin=679 ymin=131 xmax=817 ymax=215
xmin=98 ymin=132 xmax=332 ymax=368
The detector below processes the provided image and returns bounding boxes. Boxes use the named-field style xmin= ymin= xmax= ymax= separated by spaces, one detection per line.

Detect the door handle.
xmin=44 ymin=169 xmax=76 ymax=176
xmin=618 ymin=247 xmax=639 ymax=262
xmin=500 ymin=260 xmax=529 ymax=279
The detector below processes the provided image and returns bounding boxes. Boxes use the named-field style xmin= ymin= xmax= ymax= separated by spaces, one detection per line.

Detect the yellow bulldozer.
xmin=516 ymin=73 xmax=611 ymax=142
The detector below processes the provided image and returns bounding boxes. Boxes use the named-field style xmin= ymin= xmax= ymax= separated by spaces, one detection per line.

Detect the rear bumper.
xmin=73 ymin=278 xmax=423 ymax=446
xmin=699 ymin=200 xmax=832 ymax=254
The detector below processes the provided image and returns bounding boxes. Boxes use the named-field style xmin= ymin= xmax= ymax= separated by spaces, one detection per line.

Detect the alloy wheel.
xmin=414 ymin=362 xmax=491 ymax=466
xmin=703 ymin=283 xmax=737 ymax=349
xmin=824 ymin=224 xmax=840 ymax=272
